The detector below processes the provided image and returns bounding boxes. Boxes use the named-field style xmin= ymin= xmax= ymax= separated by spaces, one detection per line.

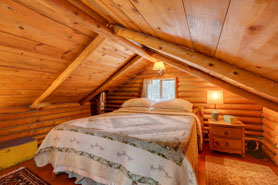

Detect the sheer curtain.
xmin=141 ymin=79 xmax=152 ymax=98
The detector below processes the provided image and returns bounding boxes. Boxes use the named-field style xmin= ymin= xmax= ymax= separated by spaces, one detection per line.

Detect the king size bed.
xmin=34 ymin=98 xmax=203 ymax=185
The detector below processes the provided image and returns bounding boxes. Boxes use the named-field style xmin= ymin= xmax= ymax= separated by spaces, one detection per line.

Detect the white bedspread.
xmin=35 ymin=110 xmax=201 ymax=185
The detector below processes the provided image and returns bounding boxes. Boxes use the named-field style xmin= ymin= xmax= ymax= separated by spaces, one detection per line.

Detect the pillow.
xmin=121 ymin=98 xmax=153 ymax=108
xmin=152 ymin=98 xmax=193 ymax=112
xmin=118 ymin=107 xmax=150 ymax=112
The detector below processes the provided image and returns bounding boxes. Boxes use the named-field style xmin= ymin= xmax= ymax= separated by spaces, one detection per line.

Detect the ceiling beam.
xmin=111 ymin=25 xmax=278 ymax=102
xmin=152 ymin=53 xmax=278 ymax=112
xmin=30 ymin=35 xmax=106 ymax=109
xmin=80 ymin=56 xmax=145 ymax=104
xmin=48 ymin=3 xmax=278 ymax=111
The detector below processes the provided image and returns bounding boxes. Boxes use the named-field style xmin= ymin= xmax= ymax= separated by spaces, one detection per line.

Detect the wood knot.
xmin=248 ymin=25 xmax=263 ymax=33
xmin=159 ymin=46 xmax=162 ymax=49
xmin=233 ymin=71 xmax=238 ymax=75
xmin=208 ymin=63 xmax=214 ymax=67
xmin=256 ymin=66 xmax=262 ymax=69
xmin=18 ymin=26 xmax=24 ymax=30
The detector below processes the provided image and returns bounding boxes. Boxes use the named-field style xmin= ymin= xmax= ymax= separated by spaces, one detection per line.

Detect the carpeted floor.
xmin=206 ymin=156 xmax=278 ymax=185
xmin=0 ymin=166 xmax=50 ymax=185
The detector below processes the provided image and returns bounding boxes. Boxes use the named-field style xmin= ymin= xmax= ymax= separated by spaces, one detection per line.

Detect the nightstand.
xmin=208 ymin=119 xmax=245 ymax=157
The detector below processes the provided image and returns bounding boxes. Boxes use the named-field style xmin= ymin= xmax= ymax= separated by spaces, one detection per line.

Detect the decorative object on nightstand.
xmin=224 ymin=115 xmax=237 ymax=124
xmin=207 ymin=90 xmax=223 ymax=121
xmin=208 ymin=119 xmax=245 ymax=157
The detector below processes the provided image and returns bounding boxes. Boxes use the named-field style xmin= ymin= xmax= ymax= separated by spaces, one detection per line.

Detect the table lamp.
xmin=207 ymin=90 xmax=223 ymax=121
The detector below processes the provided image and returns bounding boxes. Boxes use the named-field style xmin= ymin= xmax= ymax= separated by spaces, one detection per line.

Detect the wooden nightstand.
xmin=208 ymin=119 xmax=245 ymax=157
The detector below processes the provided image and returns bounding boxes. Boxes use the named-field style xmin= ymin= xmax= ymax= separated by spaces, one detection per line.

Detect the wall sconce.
xmin=207 ymin=90 xmax=224 ymax=121
xmin=153 ymin=62 xmax=165 ymax=75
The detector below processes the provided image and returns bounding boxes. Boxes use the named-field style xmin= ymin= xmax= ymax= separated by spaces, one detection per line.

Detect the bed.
xmin=34 ymin=99 xmax=203 ymax=185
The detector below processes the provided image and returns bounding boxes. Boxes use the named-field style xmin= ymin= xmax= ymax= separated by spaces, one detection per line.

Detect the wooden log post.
xmin=111 ymin=25 xmax=278 ymax=102
xmin=150 ymin=53 xmax=278 ymax=111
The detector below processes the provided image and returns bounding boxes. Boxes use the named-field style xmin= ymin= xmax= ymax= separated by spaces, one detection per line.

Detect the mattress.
xmin=34 ymin=110 xmax=202 ymax=185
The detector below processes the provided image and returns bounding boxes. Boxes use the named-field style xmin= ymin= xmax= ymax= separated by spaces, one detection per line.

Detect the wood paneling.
xmin=112 ymin=25 xmax=278 ymax=103
xmin=0 ymin=0 xmax=98 ymax=107
xmin=106 ymin=64 xmax=263 ymax=142
xmin=30 ymin=35 xmax=107 ymax=109
xmin=0 ymin=103 xmax=91 ymax=144
xmin=130 ymin=0 xmax=192 ymax=47
xmin=0 ymin=0 xmax=143 ymax=107
xmin=262 ymin=107 xmax=278 ymax=165
xmin=215 ymin=0 xmax=278 ymax=80
xmin=85 ymin=0 xmax=278 ymax=82
xmin=183 ymin=0 xmax=230 ymax=56
xmin=45 ymin=39 xmax=137 ymax=104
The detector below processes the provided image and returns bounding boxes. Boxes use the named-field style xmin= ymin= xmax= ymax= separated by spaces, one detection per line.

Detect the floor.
xmin=1 ymin=143 xmax=277 ymax=185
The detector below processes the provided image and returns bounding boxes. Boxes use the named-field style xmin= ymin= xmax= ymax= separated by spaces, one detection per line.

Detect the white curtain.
xmin=141 ymin=79 xmax=152 ymax=98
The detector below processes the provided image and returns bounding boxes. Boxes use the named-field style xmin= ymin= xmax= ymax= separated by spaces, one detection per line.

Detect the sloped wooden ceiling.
xmin=84 ymin=0 xmax=278 ymax=81
xmin=1 ymin=0 xmax=278 ymax=109
xmin=80 ymin=0 xmax=278 ymax=108
xmin=0 ymin=0 xmax=149 ymax=107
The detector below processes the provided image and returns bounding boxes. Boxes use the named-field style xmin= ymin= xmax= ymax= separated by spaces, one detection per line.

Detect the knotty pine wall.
xmin=262 ymin=107 xmax=278 ymax=165
xmin=106 ymin=65 xmax=263 ymax=142
xmin=0 ymin=103 xmax=91 ymax=144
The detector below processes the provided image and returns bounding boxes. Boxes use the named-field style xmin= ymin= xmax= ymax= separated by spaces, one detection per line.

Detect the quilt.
xmin=35 ymin=111 xmax=201 ymax=185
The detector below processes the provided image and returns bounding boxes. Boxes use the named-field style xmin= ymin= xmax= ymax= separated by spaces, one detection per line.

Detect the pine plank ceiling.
xmin=0 ymin=0 xmax=278 ymax=107
xmin=84 ymin=0 xmax=278 ymax=81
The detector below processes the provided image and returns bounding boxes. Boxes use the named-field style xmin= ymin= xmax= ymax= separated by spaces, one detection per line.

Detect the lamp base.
xmin=211 ymin=109 xmax=219 ymax=121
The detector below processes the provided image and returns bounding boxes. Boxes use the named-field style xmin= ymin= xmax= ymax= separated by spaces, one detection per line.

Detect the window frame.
xmin=146 ymin=78 xmax=176 ymax=101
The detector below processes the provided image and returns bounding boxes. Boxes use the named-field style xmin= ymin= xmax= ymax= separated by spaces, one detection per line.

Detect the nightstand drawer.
xmin=212 ymin=126 xmax=242 ymax=139
xmin=213 ymin=137 xmax=242 ymax=150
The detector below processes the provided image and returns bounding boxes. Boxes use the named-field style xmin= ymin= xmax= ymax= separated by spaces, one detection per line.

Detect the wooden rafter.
xmin=34 ymin=1 xmax=278 ymax=111
xmin=30 ymin=35 xmax=106 ymax=109
xmin=80 ymin=56 xmax=145 ymax=104
xmin=152 ymin=53 xmax=278 ymax=112
xmin=111 ymin=25 xmax=278 ymax=102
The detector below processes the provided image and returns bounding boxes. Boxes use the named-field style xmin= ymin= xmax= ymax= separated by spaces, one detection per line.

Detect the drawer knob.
xmin=225 ymin=142 xmax=230 ymax=147
xmin=224 ymin=131 xmax=229 ymax=136
xmin=215 ymin=141 xmax=220 ymax=145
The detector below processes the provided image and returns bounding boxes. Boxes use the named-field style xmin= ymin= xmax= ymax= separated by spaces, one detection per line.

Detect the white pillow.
xmin=152 ymin=98 xmax=193 ymax=112
xmin=121 ymin=98 xmax=153 ymax=108
xmin=118 ymin=107 xmax=150 ymax=112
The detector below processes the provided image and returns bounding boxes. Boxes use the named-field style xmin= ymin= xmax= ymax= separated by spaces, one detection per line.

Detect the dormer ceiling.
xmin=0 ymin=0 xmax=277 ymax=111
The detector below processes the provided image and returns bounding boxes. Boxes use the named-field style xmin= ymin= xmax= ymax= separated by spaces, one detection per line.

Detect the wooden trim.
xmin=80 ymin=56 xmax=145 ymax=104
xmin=111 ymin=25 xmax=278 ymax=102
xmin=151 ymin=53 xmax=278 ymax=112
xmin=30 ymin=35 xmax=106 ymax=109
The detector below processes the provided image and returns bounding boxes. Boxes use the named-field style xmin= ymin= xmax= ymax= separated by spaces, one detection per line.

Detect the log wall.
xmin=262 ymin=107 xmax=278 ymax=165
xmin=106 ymin=65 xmax=263 ymax=142
xmin=0 ymin=103 xmax=91 ymax=144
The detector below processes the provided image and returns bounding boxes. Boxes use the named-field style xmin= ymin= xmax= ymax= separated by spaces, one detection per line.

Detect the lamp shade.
xmin=153 ymin=62 xmax=165 ymax=70
xmin=207 ymin=90 xmax=223 ymax=104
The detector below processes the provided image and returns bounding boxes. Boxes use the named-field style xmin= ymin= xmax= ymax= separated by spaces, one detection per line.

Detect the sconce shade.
xmin=153 ymin=62 xmax=165 ymax=70
xmin=207 ymin=90 xmax=224 ymax=104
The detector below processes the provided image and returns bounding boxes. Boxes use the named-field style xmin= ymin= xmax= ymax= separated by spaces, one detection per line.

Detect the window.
xmin=147 ymin=79 xmax=175 ymax=101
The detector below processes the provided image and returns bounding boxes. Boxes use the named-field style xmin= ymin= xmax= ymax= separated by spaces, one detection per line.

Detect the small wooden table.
xmin=208 ymin=119 xmax=245 ymax=157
